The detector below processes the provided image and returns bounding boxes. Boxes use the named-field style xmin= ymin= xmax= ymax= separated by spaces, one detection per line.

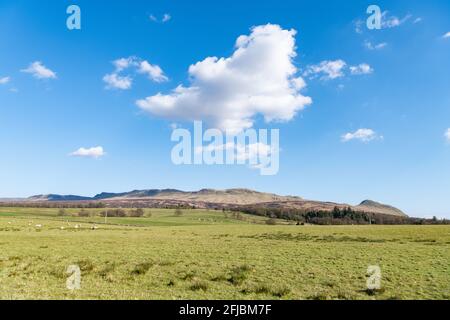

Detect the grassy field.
xmin=0 ymin=207 xmax=449 ymax=300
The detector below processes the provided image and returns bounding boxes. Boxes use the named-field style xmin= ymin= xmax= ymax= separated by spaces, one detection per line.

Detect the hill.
xmin=13 ymin=188 xmax=408 ymax=217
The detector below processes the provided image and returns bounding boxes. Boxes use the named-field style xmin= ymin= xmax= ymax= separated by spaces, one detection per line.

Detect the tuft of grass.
xmin=131 ymin=262 xmax=153 ymax=275
xmin=242 ymin=283 xmax=290 ymax=297
xmin=167 ymin=280 xmax=176 ymax=287
xmin=98 ymin=262 xmax=116 ymax=281
xmin=48 ymin=266 xmax=66 ymax=279
xmin=271 ymin=285 xmax=291 ymax=297
xmin=210 ymin=274 xmax=228 ymax=282
xmin=189 ymin=279 xmax=209 ymax=291
xmin=364 ymin=288 xmax=386 ymax=296
xmin=76 ymin=259 xmax=95 ymax=273
xmin=180 ymin=270 xmax=196 ymax=281
xmin=227 ymin=264 xmax=252 ymax=285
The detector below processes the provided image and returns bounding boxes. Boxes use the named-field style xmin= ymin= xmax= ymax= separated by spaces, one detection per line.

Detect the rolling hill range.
xmin=6 ymin=188 xmax=407 ymax=217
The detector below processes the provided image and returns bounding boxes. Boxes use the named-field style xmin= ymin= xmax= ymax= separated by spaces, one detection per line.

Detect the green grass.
xmin=0 ymin=207 xmax=449 ymax=300
xmin=0 ymin=207 xmax=284 ymax=226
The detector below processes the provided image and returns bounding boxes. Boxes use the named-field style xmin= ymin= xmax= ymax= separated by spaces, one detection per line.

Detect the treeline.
xmin=60 ymin=208 xmax=146 ymax=218
xmin=0 ymin=202 xmax=107 ymax=208
xmin=0 ymin=202 xmax=196 ymax=209
xmin=236 ymin=206 xmax=450 ymax=225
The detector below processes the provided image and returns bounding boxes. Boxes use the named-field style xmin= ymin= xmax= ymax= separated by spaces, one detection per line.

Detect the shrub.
xmin=265 ymin=218 xmax=277 ymax=225
xmin=100 ymin=209 xmax=126 ymax=217
xmin=78 ymin=209 xmax=90 ymax=217
xmin=129 ymin=208 xmax=145 ymax=217
xmin=174 ymin=208 xmax=183 ymax=216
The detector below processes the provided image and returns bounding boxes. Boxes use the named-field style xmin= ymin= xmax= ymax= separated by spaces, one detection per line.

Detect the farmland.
xmin=0 ymin=207 xmax=449 ymax=300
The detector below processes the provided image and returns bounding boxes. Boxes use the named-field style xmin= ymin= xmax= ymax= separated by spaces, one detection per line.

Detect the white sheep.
xmin=35 ymin=224 xmax=42 ymax=228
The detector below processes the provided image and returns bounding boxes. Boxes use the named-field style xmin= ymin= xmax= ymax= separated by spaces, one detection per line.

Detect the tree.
xmin=129 ymin=208 xmax=145 ymax=217
xmin=78 ymin=209 xmax=90 ymax=217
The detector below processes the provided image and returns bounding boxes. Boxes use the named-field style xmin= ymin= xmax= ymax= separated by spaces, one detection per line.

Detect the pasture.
xmin=0 ymin=207 xmax=449 ymax=300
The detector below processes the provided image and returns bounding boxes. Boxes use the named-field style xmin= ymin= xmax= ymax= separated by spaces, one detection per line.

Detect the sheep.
xmin=35 ymin=224 xmax=43 ymax=228
xmin=91 ymin=225 xmax=98 ymax=230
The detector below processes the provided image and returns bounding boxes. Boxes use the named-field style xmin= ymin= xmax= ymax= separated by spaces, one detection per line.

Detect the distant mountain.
xmin=92 ymin=188 xmax=301 ymax=205
xmin=13 ymin=188 xmax=406 ymax=217
xmin=356 ymin=200 xmax=406 ymax=217
xmin=27 ymin=194 xmax=92 ymax=201
xmin=92 ymin=189 xmax=184 ymax=200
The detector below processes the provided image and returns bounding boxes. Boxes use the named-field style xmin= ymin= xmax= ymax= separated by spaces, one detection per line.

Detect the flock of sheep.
xmin=6 ymin=220 xmax=99 ymax=230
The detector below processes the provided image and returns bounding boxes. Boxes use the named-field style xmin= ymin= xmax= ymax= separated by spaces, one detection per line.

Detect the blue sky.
xmin=0 ymin=0 xmax=449 ymax=218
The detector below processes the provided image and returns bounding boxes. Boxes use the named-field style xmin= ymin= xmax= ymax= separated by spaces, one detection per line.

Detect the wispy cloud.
xmin=443 ymin=32 xmax=450 ymax=39
xmin=304 ymin=60 xmax=347 ymax=80
xmin=349 ymin=63 xmax=374 ymax=75
xmin=354 ymin=12 xmax=416 ymax=34
xmin=103 ymin=56 xmax=167 ymax=90
xmin=445 ymin=129 xmax=450 ymax=142
xmin=341 ymin=129 xmax=381 ymax=143
xmin=70 ymin=146 xmax=105 ymax=159
xmin=304 ymin=60 xmax=374 ymax=80
xmin=138 ymin=60 xmax=168 ymax=82
xmin=21 ymin=61 xmax=57 ymax=79
xmin=149 ymin=13 xmax=171 ymax=23
xmin=195 ymin=142 xmax=275 ymax=169
xmin=103 ymin=73 xmax=132 ymax=90
xmin=364 ymin=40 xmax=387 ymax=50
xmin=0 ymin=76 xmax=10 ymax=84
xmin=381 ymin=12 xmax=412 ymax=29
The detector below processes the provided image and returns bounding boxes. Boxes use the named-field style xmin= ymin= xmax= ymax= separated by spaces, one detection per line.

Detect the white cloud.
xmin=195 ymin=141 xmax=274 ymax=168
xmin=21 ymin=61 xmax=57 ymax=79
xmin=70 ymin=146 xmax=105 ymax=158
xmin=103 ymin=57 xmax=167 ymax=89
xmin=443 ymin=32 xmax=450 ymax=39
xmin=113 ymin=57 xmax=135 ymax=72
xmin=150 ymin=13 xmax=171 ymax=23
xmin=304 ymin=60 xmax=346 ymax=80
xmin=364 ymin=40 xmax=387 ymax=50
xmin=136 ymin=24 xmax=312 ymax=133
xmin=341 ymin=129 xmax=380 ymax=143
xmin=103 ymin=73 xmax=132 ymax=90
xmin=445 ymin=129 xmax=450 ymax=142
xmin=354 ymin=19 xmax=364 ymax=34
xmin=138 ymin=60 xmax=168 ymax=82
xmin=0 ymin=76 xmax=10 ymax=84
xmin=349 ymin=63 xmax=374 ymax=75
xmin=381 ymin=12 xmax=412 ymax=29
xmin=355 ymin=12 xmax=414 ymax=34
xmin=304 ymin=61 xmax=373 ymax=79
